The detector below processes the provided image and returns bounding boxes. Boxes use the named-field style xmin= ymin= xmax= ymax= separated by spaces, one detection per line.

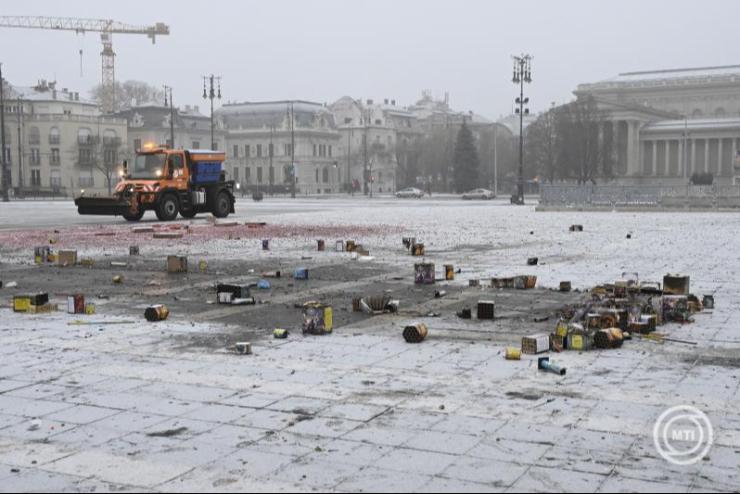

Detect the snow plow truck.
xmin=74 ymin=147 xmax=235 ymax=222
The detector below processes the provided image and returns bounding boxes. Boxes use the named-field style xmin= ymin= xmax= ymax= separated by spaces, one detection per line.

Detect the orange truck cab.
xmin=75 ymin=147 xmax=235 ymax=221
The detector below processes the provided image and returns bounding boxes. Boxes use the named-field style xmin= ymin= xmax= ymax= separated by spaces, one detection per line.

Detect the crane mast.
xmin=0 ymin=16 xmax=170 ymax=113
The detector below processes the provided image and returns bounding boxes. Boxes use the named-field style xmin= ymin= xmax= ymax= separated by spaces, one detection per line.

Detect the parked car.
xmin=462 ymin=188 xmax=495 ymax=200
xmin=396 ymin=187 xmax=425 ymax=198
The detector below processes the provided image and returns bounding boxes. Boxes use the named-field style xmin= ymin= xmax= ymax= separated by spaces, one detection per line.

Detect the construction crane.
xmin=0 ymin=16 xmax=170 ymax=113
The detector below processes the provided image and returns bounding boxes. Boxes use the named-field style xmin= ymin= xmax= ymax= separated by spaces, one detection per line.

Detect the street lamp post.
xmin=163 ymin=85 xmax=175 ymax=148
xmin=289 ymin=102 xmax=296 ymax=199
xmin=512 ymin=54 xmax=532 ymax=205
xmin=202 ymin=74 xmax=221 ymax=150
xmin=0 ymin=63 xmax=8 ymax=202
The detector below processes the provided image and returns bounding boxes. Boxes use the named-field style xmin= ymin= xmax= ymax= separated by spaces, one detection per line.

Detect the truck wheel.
xmin=156 ymin=194 xmax=179 ymax=221
xmin=123 ymin=210 xmax=145 ymax=222
xmin=212 ymin=191 xmax=231 ymax=218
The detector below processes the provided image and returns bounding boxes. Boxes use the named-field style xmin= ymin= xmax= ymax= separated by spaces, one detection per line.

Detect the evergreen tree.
xmin=453 ymin=121 xmax=480 ymax=192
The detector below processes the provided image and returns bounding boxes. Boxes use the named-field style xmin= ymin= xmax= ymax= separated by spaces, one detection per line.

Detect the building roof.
xmin=217 ymin=100 xmax=335 ymax=130
xmin=5 ymin=80 xmax=96 ymax=105
xmin=578 ymin=65 xmax=740 ymax=92
xmin=642 ymin=117 xmax=740 ymax=133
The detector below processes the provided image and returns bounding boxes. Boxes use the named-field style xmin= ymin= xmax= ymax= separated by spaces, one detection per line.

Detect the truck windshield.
xmin=131 ymin=153 xmax=167 ymax=179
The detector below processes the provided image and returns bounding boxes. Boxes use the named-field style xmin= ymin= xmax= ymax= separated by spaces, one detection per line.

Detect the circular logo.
xmin=653 ymin=405 xmax=713 ymax=466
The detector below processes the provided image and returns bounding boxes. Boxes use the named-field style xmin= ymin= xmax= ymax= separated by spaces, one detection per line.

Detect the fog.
xmin=1 ymin=0 xmax=737 ymax=118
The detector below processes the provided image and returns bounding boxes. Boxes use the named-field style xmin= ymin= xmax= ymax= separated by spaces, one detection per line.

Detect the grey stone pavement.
xmin=0 ymin=199 xmax=739 ymax=492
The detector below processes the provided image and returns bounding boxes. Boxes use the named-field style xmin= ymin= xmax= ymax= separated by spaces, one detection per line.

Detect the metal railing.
xmin=540 ymin=184 xmax=740 ymax=207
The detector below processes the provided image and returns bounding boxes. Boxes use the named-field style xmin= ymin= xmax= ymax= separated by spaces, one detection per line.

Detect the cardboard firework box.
xmin=302 ymin=303 xmax=333 ymax=335
xmin=167 ymin=256 xmax=188 ymax=273
xmin=414 ymin=263 xmax=435 ymax=285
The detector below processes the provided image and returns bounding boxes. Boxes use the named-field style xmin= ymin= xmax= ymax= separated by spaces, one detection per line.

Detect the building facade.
xmin=217 ymin=101 xmax=342 ymax=195
xmin=1 ymin=80 xmax=127 ymax=197
xmin=575 ymin=65 xmax=740 ymax=184
xmin=115 ymin=104 xmax=226 ymax=154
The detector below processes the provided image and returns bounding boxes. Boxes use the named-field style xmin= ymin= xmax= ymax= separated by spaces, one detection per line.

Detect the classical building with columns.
xmin=575 ymin=65 xmax=740 ymax=185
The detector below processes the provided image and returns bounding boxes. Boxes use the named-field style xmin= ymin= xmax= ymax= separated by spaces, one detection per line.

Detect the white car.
xmin=396 ymin=187 xmax=425 ymax=198
xmin=462 ymin=188 xmax=495 ymax=200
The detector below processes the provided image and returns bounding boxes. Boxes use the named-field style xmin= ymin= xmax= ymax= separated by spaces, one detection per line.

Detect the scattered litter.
xmin=5 ymin=281 xmax=17 ymax=288
xmin=559 ymin=281 xmax=572 ymax=292
xmin=569 ymin=225 xmax=584 ymax=232
xmin=27 ymin=420 xmax=41 ymax=431
xmin=67 ymin=295 xmax=85 ymax=315
xmin=468 ymin=279 xmax=480 ymax=288
xmin=527 ymin=257 xmax=539 ymax=266
xmin=534 ymin=315 xmax=550 ymax=323
xmin=702 ymin=295 xmax=714 ymax=309
xmin=57 ymin=250 xmax=77 ymax=267
xmin=302 ymin=302 xmax=333 ymax=335
xmin=262 ymin=239 xmax=270 ymax=250
xmin=198 ymin=260 xmax=208 ymax=273
xmin=258 ymin=279 xmax=271 ymax=290
xmin=234 ymin=342 xmax=253 ymax=355
xmin=146 ymin=427 xmax=188 ymax=438
xmin=403 ymin=323 xmax=428 ymax=343
xmin=538 ymin=357 xmax=566 ymax=376
xmin=414 ymin=262 xmax=435 ymax=285
xmin=434 ymin=290 xmax=447 ymax=299
xmin=317 ymin=239 xmax=325 ymax=251
xmin=132 ymin=226 xmax=155 ymax=234
xmin=167 ymin=256 xmax=188 ymax=274
xmin=477 ymin=300 xmax=495 ymax=320
xmin=444 ymin=264 xmax=455 ymax=281
xmin=457 ymin=308 xmax=472 ymax=319
xmin=273 ymin=328 xmax=289 ymax=339
xmin=153 ymin=232 xmax=183 ymax=240
xmin=144 ymin=304 xmax=169 ymax=322
xmin=111 ymin=261 xmax=127 ymax=268
xmin=294 ymin=267 xmax=309 ymax=280
xmin=522 ymin=334 xmax=550 ymax=354
xmin=505 ymin=347 xmax=521 ymax=360
xmin=67 ymin=320 xmax=136 ymax=326
xmin=112 ymin=275 xmax=124 ymax=284
xmin=129 ymin=245 xmax=140 ymax=256
xmin=412 ymin=243 xmax=425 ymax=256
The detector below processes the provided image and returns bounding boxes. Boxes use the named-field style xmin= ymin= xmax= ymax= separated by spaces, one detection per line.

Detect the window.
xmin=269 ymin=143 xmax=274 ymax=157
xmin=192 ymin=141 xmax=200 ymax=149
xmin=284 ymin=144 xmax=292 ymax=156
xmin=134 ymin=139 xmax=142 ymax=151
xmin=79 ymin=148 xmax=93 ymax=165
xmin=245 ymin=144 xmax=250 ymax=157
xmin=79 ymin=175 xmax=94 ymax=187
xmin=328 ymin=145 xmax=332 ymax=157
xmin=233 ymin=167 xmax=239 ymax=181
xmin=30 ymin=169 xmax=41 ymax=187
xmin=3 ymin=147 xmax=11 ymax=164
xmin=257 ymin=167 xmax=263 ymax=183
xmin=269 ymin=166 xmax=274 ymax=184
xmin=233 ymin=145 xmax=239 ymax=158
xmin=104 ymin=149 xmax=117 ymax=165
xmin=30 ymin=148 xmax=41 ymax=166
xmin=256 ymin=144 xmax=262 ymax=157
xmin=29 ymin=127 xmax=40 ymax=145
xmin=50 ymin=171 xmax=61 ymax=189
xmin=315 ymin=168 xmax=319 ymax=183
xmin=322 ymin=167 xmax=329 ymax=183
xmin=50 ymin=148 xmax=60 ymax=166
xmin=313 ymin=144 xmax=317 ymax=157
xmin=78 ymin=128 xmax=93 ymax=146
xmin=49 ymin=127 xmax=60 ymax=145
xmin=103 ymin=129 xmax=118 ymax=147
xmin=245 ymin=167 xmax=251 ymax=183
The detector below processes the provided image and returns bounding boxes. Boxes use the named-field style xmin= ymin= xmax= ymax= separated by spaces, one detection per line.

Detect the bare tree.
xmin=525 ymin=107 xmax=557 ymax=183
xmin=90 ymin=80 xmax=164 ymax=112
xmin=555 ymin=95 xmax=613 ymax=185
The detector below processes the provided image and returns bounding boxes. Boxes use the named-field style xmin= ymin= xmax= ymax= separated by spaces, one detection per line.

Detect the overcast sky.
xmin=1 ymin=0 xmax=737 ymax=119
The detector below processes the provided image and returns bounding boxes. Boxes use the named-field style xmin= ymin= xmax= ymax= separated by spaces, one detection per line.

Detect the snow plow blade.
xmin=75 ymin=197 xmax=131 ymax=216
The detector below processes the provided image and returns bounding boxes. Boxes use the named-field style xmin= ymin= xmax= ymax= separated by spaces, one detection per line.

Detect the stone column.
xmin=611 ymin=120 xmax=619 ymax=172
xmin=665 ymin=141 xmax=671 ymax=177
xmin=691 ymin=139 xmax=696 ymax=175
xmin=626 ymin=121 xmax=638 ymax=176
xmin=718 ymin=138 xmax=724 ymax=177
xmin=704 ymin=139 xmax=710 ymax=173
xmin=678 ymin=140 xmax=684 ymax=179
xmin=651 ymin=141 xmax=657 ymax=177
